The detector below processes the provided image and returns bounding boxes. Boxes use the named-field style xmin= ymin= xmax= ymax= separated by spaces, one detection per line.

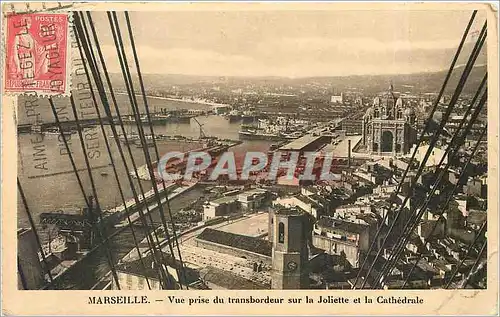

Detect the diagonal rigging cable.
xmin=107 ymin=11 xmax=175 ymax=289
xmin=459 ymin=236 xmax=487 ymax=288
xmin=77 ymin=10 xmax=164 ymax=270
xmin=17 ymin=178 xmax=54 ymax=283
xmin=372 ymin=27 xmax=487 ymax=288
xmin=445 ymin=216 xmax=487 ymax=288
xmin=362 ymin=21 xmax=487 ymax=289
xmin=109 ymin=11 xmax=183 ymax=288
xmin=82 ymin=9 xmax=182 ymax=288
xmin=379 ymin=88 xmax=487 ymax=289
xmin=400 ymin=80 xmax=487 ymax=289
xmin=97 ymin=10 xmax=176 ymax=287
xmin=76 ymin=10 xmax=156 ymax=288
xmin=389 ymin=76 xmax=486 ymax=287
xmin=351 ymin=10 xmax=478 ymax=289
xmin=392 ymin=75 xmax=487 ymax=288
xmin=377 ymin=98 xmax=488 ymax=288
xmin=68 ymin=93 xmax=123 ymax=289
xmin=73 ymin=12 xmax=169 ymax=288
xmin=47 ymin=96 xmax=121 ymax=289
xmin=72 ymin=14 xmax=152 ymax=290
xmin=361 ymin=18 xmax=486 ymax=290
xmin=78 ymin=11 xmax=164 ymax=281
xmin=124 ymin=11 xmax=188 ymax=288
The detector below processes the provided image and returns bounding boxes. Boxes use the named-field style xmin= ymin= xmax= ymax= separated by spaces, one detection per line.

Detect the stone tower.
xmin=271 ymin=207 xmax=310 ymax=289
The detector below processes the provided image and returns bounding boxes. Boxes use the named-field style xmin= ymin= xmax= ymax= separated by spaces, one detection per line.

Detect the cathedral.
xmin=362 ymin=86 xmax=417 ymax=156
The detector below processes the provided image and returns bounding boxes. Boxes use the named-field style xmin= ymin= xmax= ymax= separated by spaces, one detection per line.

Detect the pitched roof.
xmin=197 ymin=228 xmax=272 ymax=257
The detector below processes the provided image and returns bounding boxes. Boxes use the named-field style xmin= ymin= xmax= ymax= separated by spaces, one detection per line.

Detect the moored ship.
xmin=117 ymin=109 xmax=194 ymax=125
xmin=238 ymin=117 xmax=308 ymax=141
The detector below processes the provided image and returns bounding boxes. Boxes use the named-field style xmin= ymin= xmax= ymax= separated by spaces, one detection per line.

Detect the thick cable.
xmin=352 ymin=10 xmax=478 ymax=288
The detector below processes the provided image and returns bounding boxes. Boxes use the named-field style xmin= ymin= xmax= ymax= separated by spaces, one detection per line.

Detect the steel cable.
xmin=361 ymin=21 xmax=486 ymax=289
xmin=351 ymin=10 xmax=478 ymax=288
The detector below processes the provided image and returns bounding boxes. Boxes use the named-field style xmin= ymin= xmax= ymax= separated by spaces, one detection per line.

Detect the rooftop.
xmin=116 ymin=252 xmax=200 ymax=285
xmin=210 ymin=196 xmax=239 ymax=205
xmin=196 ymin=228 xmax=272 ymax=257
xmin=239 ymin=188 xmax=268 ymax=197
xmin=316 ymin=216 xmax=368 ymax=234
xmin=200 ymin=266 xmax=269 ymax=290
xmin=278 ymin=134 xmax=324 ymax=151
xmin=275 ymin=206 xmax=307 ymax=217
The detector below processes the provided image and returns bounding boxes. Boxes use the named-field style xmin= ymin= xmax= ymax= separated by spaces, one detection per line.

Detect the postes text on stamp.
xmin=4 ymin=12 xmax=70 ymax=96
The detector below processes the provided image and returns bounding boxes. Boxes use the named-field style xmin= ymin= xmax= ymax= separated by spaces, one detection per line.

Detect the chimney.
xmin=348 ymin=139 xmax=352 ymax=168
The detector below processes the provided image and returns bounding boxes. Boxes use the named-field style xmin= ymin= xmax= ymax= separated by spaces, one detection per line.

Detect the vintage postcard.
xmin=1 ymin=1 xmax=498 ymax=316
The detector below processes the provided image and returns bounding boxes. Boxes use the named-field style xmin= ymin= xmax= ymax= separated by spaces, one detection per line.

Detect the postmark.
xmin=4 ymin=12 xmax=71 ymax=96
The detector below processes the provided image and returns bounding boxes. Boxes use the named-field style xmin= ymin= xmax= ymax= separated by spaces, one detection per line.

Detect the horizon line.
xmin=112 ymin=64 xmax=486 ymax=80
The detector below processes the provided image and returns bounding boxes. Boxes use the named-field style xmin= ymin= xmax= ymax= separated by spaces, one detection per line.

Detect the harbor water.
xmin=17 ymin=97 xmax=273 ymax=289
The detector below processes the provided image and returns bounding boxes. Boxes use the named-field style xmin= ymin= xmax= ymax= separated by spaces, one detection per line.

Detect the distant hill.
xmin=110 ymin=64 xmax=486 ymax=96
xmin=109 ymin=41 xmax=487 ymax=95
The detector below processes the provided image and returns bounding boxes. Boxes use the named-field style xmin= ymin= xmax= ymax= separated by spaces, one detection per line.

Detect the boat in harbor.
xmin=116 ymin=134 xmax=140 ymax=144
xmin=238 ymin=130 xmax=298 ymax=141
xmin=118 ymin=109 xmax=194 ymax=125
xmin=238 ymin=117 xmax=306 ymax=141
xmin=225 ymin=110 xmax=243 ymax=122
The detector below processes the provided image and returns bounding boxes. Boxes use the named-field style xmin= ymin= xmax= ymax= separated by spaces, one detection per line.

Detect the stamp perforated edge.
xmin=1 ymin=4 xmax=74 ymax=98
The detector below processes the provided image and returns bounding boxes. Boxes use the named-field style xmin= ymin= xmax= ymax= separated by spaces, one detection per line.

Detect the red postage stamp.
xmin=4 ymin=12 xmax=71 ymax=96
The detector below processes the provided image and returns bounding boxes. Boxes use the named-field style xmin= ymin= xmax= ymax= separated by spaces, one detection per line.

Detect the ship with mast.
xmin=117 ymin=108 xmax=195 ymax=125
xmin=238 ymin=117 xmax=310 ymax=141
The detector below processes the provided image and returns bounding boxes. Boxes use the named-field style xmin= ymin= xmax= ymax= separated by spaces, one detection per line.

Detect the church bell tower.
xmin=271 ymin=207 xmax=310 ymax=289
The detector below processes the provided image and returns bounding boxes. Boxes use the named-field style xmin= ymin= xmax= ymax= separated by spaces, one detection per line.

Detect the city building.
xmin=196 ymin=228 xmax=272 ymax=265
xmin=312 ymin=217 xmax=370 ymax=268
xmin=273 ymin=194 xmax=325 ymax=220
xmin=330 ymin=93 xmax=344 ymax=104
xmin=361 ymin=87 xmax=417 ymax=156
xmin=203 ymin=196 xmax=240 ymax=221
xmin=238 ymin=188 xmax=270 ymax=211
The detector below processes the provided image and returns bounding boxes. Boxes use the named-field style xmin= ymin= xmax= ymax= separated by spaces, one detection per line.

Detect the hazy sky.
xmin=90 ymin=9 xmax=486 ymax=77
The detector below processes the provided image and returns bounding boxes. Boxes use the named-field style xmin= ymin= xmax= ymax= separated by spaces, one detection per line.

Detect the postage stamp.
xmin=3 ymin=12 xmax=71 ymax=96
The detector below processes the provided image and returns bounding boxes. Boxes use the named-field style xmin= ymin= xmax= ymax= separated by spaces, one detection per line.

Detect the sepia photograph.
xmin=1 ymin=1 xmax=498 ymax=315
